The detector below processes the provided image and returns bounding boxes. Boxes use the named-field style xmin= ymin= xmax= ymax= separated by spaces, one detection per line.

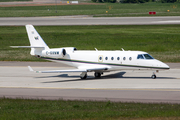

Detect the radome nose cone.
xmin=155 ymin=60 xmax=170 ymax=69
xmin=161 ymin=62 xmax=170 ymax=69
xmin=164 ymin=63 xmax=170 ymax=69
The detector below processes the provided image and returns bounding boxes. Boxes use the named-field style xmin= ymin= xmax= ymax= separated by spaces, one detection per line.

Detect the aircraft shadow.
xmin=101 ymin=72 xmax=126 ymax=79
xmin=121 ymin=77 xmax=176 ymax=79
xmin=37 ymin=74 xmax=80 ymax=79
xmin=41 ymin=72 xmax=126 ymax=83
xmin=38 ymin=72 xmax=175 ymax=83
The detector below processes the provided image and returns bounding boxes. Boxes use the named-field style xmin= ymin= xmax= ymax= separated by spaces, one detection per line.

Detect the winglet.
xmin=28 ymin=66 xmax=41 ymax=73
xmin=28 ymin=66 xmax=34 ymax=72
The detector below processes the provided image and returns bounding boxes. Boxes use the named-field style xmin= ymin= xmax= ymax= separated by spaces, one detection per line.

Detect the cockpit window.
xmin=137 ymin=54 xmax=154 ymax=60
xmin=137 ymin=54 xmax=144 ymax=59
xmin=143 ymin=54 xmax=154 ymax=59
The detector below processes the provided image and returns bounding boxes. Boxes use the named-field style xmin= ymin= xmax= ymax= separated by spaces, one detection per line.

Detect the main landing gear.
xmin=94 ymin=72 xmax=102 ymax=78
xmin=80 ymin=72 xmax=103 ymax=79
xmin=80 ymin=72 xmax=87 ymax=79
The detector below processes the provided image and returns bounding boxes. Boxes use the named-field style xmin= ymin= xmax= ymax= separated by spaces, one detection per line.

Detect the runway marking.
xmin=1 ymin=86 xmax=180 ymax=91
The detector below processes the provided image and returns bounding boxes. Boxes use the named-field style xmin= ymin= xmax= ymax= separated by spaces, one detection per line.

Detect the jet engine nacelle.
xmin=63 ymin=47 xmax=77 ymax=53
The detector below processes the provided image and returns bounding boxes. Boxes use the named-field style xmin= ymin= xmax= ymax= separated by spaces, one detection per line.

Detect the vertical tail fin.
xmin=26 ymin=25 xmax=49 ymax=55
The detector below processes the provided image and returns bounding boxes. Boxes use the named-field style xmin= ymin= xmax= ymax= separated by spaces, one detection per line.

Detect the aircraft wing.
xmin=28 ymin=66 xmax=86 ymax=73
xmin=28 ymin=65 xmax=109 ymax=73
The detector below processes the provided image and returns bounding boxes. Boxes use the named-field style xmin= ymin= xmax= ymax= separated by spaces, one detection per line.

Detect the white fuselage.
xmin=41 ymin=49 xmax=169 ymax=71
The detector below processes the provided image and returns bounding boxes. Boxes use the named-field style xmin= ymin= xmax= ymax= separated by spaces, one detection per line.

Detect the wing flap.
xmin=79 ymin=65 xmax=110 ymax=72
xmin=86 ymin=67 xmax=108 ymax=72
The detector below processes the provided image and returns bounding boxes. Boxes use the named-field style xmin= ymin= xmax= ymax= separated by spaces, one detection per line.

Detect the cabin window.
xmin=111 ymin=57 xmax=114 ymax=60
xmin=105 ymin=57 xmax=108 ymax=60
xmin=143 ymin=54 xmax=154 ymax=59
xmin=117 ymin=57 xmax=120 ymax=60
xmin=137 ymin=54 xmax=144 ymax=59
xmin=129 ymin=57 xmax=132 ymax=61
xmin=123 ymin=57 xmax=126 ymax=60
xmin=99 ymin=57 xmax=102 ymax=60
xmin=57 ymin=52 xmax=59 ymax=55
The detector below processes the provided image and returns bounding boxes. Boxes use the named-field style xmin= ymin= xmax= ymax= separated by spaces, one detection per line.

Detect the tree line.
xmin=91 ymin=0 xmax=178 ymax=3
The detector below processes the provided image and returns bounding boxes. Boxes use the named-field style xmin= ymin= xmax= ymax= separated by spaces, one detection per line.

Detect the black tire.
xmin=80 ymin=74 xmax=87 ymax=79
xmin=94 ymin=72 xmax=101 ymax=78
xmin=151 ymin=75 xmax=156 ymax=79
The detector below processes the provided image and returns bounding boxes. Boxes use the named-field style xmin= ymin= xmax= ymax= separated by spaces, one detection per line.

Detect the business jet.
xmin=11 ymin=25 xmax=169 ymax=79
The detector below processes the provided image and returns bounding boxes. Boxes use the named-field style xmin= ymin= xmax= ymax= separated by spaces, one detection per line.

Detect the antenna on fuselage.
xmin=121 ymin=48 xmax=125 ymax=51
xmin=95 ymin=48 xmax=98 ymax=51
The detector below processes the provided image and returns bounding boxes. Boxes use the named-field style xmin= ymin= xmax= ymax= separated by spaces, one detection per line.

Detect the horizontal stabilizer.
xmin=10 ymin=46 xmax=44 ymax=48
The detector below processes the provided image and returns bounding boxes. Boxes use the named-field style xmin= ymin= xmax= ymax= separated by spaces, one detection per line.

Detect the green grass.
xmin=0 ymin=98 xmax=180 ymax=119
xmin=1 ymin=25 xmax=180 ymax=62
xmin=0 ymin=3 xmax=180 ymax=17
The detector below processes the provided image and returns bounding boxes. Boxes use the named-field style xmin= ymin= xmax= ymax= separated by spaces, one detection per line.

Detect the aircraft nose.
xmin=159 ymin=62 xmax=170 ymax=69
xmin=163 ymin=63 xmax=170 ymax=69
xmin=154 ymin=60 xmax=170 ymax=69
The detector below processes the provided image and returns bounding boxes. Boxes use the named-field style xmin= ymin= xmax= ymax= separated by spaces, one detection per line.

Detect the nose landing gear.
xmin=151 ymin=71 xmax=158 ymax=79
xmin=151 ymin=74 xmax=156 ymax=79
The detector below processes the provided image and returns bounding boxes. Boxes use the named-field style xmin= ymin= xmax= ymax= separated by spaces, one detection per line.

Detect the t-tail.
xmin=10 ymin=25 xmax=49 ymax=56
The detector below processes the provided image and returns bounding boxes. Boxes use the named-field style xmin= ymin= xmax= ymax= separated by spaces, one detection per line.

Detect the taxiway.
xmin=0 ymin=62 xmax=180 ymax=103
xmin=1 ymin=16 xmax=180 ymax=26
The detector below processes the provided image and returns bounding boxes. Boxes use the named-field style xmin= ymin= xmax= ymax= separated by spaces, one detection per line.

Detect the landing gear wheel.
xmin=151 ymin=75 xmax=156 ymax=79
xmin=80 ymin=74 xmax=87 ymax=79
xmin=80 ymin=72 xmax=87 ymax=79
xmin=94 ymin=72 xmax=101 ymax=78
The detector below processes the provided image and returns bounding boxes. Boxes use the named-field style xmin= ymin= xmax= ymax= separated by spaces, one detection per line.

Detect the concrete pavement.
xmin=0 ymin=62 xmax=180 ymax=103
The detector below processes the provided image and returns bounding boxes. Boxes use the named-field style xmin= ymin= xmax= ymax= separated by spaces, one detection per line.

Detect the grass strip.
xmin=0 ymin=0 xmax=32 ymax=2
xmin=0 ymin=3 xmax=180 ymax=17
xmin=0 ymin=98 xmax=180 ymax=119
xmin=0 ymin=25 xmax=180 ymax=62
